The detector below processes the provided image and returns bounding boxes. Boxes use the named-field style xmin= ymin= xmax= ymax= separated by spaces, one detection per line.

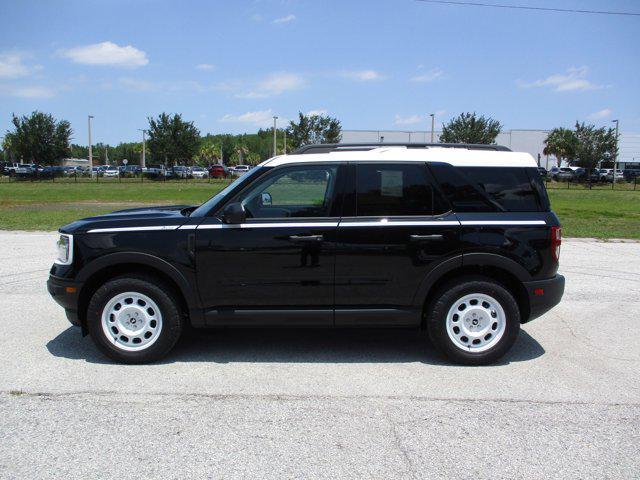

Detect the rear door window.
xmin=355 ymin=163 xmax=449 ymax=217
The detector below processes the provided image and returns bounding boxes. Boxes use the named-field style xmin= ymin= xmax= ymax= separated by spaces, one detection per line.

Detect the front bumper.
xmin=47 ymin=275 xmax=82 ymax=326
xmin=522 ymin=274 xmax=565 ymax=323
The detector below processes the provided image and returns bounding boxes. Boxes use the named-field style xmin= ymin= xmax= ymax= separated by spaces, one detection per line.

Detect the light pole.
xmin=88 ymin=115 xmax=94 ymax=175
xmin=612 ymin=119 xmax=619 ymax=186
xmin=138 ymin=129 xmax=146 ymax=168
xmin=273 ymin=116 xmax=278 ymax=156
xmin=429 ymin=113 xmax=435 ymax=143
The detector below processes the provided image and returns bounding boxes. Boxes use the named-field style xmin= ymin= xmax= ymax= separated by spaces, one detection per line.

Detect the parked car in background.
xmin=171 ymin=166 xmax=191 ymax=179
xmin=605 ymin=169 xmax=624 ymax=182
xmin=537 ymin=167 xmax=547 ymax=178
xmin=40 ymin=166 xmax=67 ymax=178
xmin=15 ymin=163 xmax=42 ymax=178
xmin=1 ymin=162 xmax=19 ymax=176
xmin=573 ymin=167 xmax=587 ymax=182
xmin=588 ymin=169 xmax=603 ymax=182
xmin=103 ymin=166 xmax=119 ymax=178
xmin=208 ymin=164 xmax=229 ymax=179
xmin=232 ymin=165 xmax=251 ymax=176
xmin=553 ymin=167 xmax=576 ymax=181
xmin=623 ymin=169 xmax=640 ymax=181
xmin=120 ymin=165 xmax=142 ymax=177
xmin=144 ymin=164 xmax=169 ymax=179
xmin=64 ymin=166 xmax=85 ymax=176
xmin=190 ymin=166 xmax=209 ymax=179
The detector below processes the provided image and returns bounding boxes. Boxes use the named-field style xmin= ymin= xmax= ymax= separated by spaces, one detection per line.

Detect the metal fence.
xmin=0 ymin=174 xmax=234 ymax=185
xmin=544 ymin=178 xmax=639 ymax=191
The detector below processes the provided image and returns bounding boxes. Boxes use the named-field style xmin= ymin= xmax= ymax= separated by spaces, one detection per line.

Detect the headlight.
xmin=55 ymin=234 xmax=73 ymax=265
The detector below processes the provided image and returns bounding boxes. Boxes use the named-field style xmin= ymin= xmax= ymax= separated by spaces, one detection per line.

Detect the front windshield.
xmin=190 ymin=166 xmax=265 ymax=217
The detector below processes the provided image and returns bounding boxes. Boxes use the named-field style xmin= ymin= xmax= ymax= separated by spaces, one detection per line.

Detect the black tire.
xmin=86 ymin=275 xmax=183 ymax=364
xmin=426 ymin=277 xmax=520 ymax=365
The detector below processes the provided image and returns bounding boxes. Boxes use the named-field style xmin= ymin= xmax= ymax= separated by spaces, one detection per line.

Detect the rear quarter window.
xmin=429 ymin=164 xmax=549 ymax=212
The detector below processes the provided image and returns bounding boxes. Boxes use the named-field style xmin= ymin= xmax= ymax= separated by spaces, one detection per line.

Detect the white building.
xmin=341 ymin=130 xmax=640 ymax=170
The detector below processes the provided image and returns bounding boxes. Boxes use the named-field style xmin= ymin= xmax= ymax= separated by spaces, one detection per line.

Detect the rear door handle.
xmin=410 ymin=234 xmax=444 ymax=242
xmin=289 ymin=234 xmax=324 ymax=243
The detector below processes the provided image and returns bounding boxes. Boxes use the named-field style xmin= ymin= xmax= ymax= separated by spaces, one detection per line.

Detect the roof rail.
xmin=293 ymin=142 xmax=512 ymax=154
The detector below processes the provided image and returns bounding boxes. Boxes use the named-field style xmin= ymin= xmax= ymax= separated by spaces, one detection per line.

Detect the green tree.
xmin=197 ymin=140 xmax=222 ymax=165
xmin=5 ymin=111 xmax=72 ymax=165
xmin=572 ymin=122 xmax=617 ymax=170
xmin=286 ymin=112 xmax=342 ymax=150
xmin=147 ymin=113 xmax=200 ymax=166
xmin=439 ymin=112 xmax=501 ymax=144
xmin=543 ymin=128 xmax=578 ymax=167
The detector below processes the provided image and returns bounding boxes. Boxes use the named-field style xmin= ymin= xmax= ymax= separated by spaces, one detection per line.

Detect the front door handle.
xmin=409 ymin=234 xmax=444 ymax=242
xmin=289 ymin=234 xmax=324 ymax=243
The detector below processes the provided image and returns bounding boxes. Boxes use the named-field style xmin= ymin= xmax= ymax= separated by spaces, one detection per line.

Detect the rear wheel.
xmin=86 ymin=276 xmax=183 ymax=364
xmin=426 ymin=278 xmax=520 ymax=365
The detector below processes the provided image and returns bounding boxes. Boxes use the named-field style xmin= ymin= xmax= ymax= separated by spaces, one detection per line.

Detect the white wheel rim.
xmin=101 ymin=292 xmax=163 ymax=352
xmin=445 ymin=293 xmax=506 ymax=353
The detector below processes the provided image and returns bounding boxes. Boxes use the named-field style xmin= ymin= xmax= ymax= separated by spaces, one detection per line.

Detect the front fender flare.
xmin=75 ymin=252 xmax=200 ymax=309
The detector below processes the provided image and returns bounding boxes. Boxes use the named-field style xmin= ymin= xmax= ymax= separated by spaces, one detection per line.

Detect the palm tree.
xmin=544 ymin=128 xmax=578 ymax=167
xmin=234 ymin=143 xmax=249 ymax=165
xmin=198 ymin=142 xmax=221 ymax=165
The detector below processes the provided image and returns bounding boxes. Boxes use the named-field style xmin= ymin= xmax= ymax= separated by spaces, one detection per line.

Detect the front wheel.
xmin=426 ymin=278 xmax=520 ymax=365
xmin=86 ymin=276 xmax=183 ymax=364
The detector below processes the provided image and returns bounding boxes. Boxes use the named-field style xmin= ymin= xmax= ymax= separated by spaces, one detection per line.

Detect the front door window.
xmin=237 ymin=165 xmax=338 ymax=219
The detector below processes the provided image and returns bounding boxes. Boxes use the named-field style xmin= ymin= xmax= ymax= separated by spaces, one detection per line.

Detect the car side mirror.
xmin=222 ymin=202 xmax=246 ymax=224
xmin=260 ymin=192 xmax=272 ymax=207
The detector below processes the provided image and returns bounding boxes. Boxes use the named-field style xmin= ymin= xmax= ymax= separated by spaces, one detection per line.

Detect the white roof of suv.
xmin=264 ymin=146 xmax=537 ymax=168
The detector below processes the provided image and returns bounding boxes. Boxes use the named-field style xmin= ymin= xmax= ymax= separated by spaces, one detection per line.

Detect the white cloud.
xmin=0 ymin=84 xmax=55 ymax=98
xmin=306 ymin=109 xmax=328 ymax=116
xmin=0 ymin=53 xmax=43 ymax=78
xmin=237 ymin=72 xmax=306 ymax=98
xmin=219 ymin=109 xmax=277 ymax=127
xmin=273 ymin=14 xmax=296 ymax=24
xmin=518 ymin=66 xmax=602 ymax=92
xmin=394 ymin=114 xmax=424 ymax=126
xmin=340 ymin=70 xmax=384 ymax=81
xmin=60 ymin=41 xmax=148 ymax=67
xmin=588 ymin=108 xmax=613 ymax=120
xmin=411 ymin=67 xmax=444 ymax=83
xmin=196 ymin=63 xmax=215 ymax=71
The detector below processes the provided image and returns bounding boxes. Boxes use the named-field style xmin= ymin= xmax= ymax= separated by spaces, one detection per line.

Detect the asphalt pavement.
xmin=0 ymin=231 xmax=638 ymax=479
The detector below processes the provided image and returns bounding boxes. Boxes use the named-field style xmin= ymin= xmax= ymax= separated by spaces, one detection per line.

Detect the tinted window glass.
xmin=238 ymin=165 xmax=338 ymax=219
xmin=428 ymin=163 xmax=494 ymax=212
xmin=355 ymin=164 xmax=448 ymax=217
xmin=459 ymin=167 xmax=544 ymax=212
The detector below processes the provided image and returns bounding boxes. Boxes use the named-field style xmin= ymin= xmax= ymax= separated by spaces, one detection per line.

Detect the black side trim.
xmin=335 ymin=308 xmax=421 ymax=327
xmin=205 ymin=309 xmax=333 ymax=326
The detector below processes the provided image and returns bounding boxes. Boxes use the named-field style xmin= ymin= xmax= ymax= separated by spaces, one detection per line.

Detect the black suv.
xmin=48 ymin=143 xmax=565 ymax=365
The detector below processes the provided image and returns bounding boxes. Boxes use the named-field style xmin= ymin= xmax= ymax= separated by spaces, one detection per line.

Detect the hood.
xmin=60 ymin=204 xmax=196 ymax=234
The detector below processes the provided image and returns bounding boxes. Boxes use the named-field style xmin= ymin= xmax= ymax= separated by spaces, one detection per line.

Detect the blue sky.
xmin=0 ymin=0 xmax=638 ymax=146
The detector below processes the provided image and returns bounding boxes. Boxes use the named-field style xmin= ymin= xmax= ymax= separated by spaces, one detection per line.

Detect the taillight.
xmin=551 ymin=226 xmax=562 ymax=262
